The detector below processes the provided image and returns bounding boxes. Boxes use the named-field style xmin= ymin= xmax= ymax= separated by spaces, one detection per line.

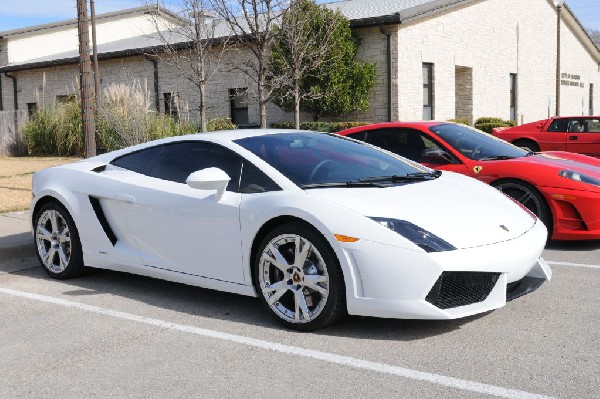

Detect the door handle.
xmin=113 ymin=193 xmax=136 ymax=203
xmin=569 ymin=135 xmax=578 ymax=141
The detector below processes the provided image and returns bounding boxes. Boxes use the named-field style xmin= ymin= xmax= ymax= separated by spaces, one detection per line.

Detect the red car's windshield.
xmin=431 ymin=124 xmax=529 ymax=160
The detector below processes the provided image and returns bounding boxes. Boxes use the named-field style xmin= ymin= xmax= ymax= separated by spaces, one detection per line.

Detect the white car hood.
xmin=305 ymin=172 xmax=538 ymax=249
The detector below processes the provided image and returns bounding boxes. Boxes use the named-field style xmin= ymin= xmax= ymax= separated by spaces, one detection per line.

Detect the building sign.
xmin=561 ymin=72 xmax=585 ymax=88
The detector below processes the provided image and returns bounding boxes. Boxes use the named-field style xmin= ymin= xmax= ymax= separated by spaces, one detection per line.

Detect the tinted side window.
xmin=363 ymin=129 xmax=428 ymax=162
xmin=111 ymin=146 xmax=163 ymax=174
xmin=547 ymin=119 xmax=569 ymax=132
xmin=149 ymin=142 xmax=242 ymax=191
xmin=239 ymin=161 xmax=281 ymax=193
xmin=347 ymin=131 xmax=367 ymax=141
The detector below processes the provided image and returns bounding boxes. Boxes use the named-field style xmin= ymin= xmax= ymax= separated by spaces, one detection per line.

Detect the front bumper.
xmin=340 ymin=220 xmax=550 ymax=319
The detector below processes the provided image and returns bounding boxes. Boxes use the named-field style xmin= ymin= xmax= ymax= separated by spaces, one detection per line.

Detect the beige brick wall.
xmin=396 ymin=0 xmax=600 ymax=124
xmin=2 ymin=0 xmax=598 ymax=126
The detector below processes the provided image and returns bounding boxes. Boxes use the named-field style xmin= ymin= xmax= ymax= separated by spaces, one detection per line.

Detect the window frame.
xmin=422 ymin=63 xmax=434 ymax=120
xmin=509 ymin=73 xmax=517 ymax=121
xmin=229 ymin=88 xmax=249 ymax=126
xmin=110 ymin=141 xmax=280 ymax=193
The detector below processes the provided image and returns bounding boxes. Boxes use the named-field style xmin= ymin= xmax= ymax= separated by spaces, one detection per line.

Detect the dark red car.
xmin=492 ymin=116 xmax=600 ymax=157
xmin=338 ymin=122 xmax=600 ymax=241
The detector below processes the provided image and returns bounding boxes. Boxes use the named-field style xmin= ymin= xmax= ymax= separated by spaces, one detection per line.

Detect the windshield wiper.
xmin=524 ymin=151 xmax=536 ymax=157
xmin=478 ymin=155 xmax=515 ymax=161
xmin=301 ymin=181 xmax=388 ymax=189
xmin=359 ymin=171 xmax=441 ymax=183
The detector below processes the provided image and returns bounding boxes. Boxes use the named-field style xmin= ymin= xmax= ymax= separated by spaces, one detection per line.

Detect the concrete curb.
xmin=0 ymin=211 xmax=35 ymax=262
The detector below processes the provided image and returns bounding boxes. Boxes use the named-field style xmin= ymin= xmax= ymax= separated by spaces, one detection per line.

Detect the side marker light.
xmin=334 ymin=234 xmax=360 ymax=243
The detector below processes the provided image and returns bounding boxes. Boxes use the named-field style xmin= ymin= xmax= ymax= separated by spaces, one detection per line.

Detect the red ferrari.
xmin=492 ymin=116 xmax=600 ymax=157
xmin=338 ymin=122 xmax=600 ymax=241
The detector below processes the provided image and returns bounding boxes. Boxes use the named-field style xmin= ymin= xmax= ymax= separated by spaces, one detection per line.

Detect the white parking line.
xmin=546 ymin=261 xmax=600 ymax=269
xmin=0 ymin=287 xmax=553 ymax=399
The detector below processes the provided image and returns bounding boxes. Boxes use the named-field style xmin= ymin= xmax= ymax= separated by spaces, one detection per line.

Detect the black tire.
xmin=33 ymin=201 xmax=86 ymax=279
xmin=512 ymin=139 xmax=540 ymax=153
xmin=492 ymin=180 xmax=553 ymax=233
xmin=254 ymin=222 xmax=346 ymax=331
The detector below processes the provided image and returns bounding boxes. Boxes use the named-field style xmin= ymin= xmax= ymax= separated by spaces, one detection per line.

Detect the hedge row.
xmin=473 ymin=117 xmax=516 ymax=133
xmin=270 ymin=121 xmax=371 ymax=133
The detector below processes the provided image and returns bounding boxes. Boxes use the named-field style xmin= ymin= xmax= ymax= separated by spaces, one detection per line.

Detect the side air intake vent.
xmin=89 ymin=196 xmax=117 ymax=246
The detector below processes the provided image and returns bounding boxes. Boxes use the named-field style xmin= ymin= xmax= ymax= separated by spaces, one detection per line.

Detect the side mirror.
xmin=536 ymin=123 xmax=544 ymax=130
xmin=421 ymin=147 xmax=452 ymax=165
xmin=186 ymin=167 xmax=230 ymax=200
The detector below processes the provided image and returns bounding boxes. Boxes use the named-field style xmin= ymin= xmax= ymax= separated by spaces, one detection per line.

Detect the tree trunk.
xmin=199 ymin=83 xmax=207 ymax=133
xmin=259 ymin=88 xmax=267 ymax=129
xmin=294 ymin=80 xmax=300 ymax=129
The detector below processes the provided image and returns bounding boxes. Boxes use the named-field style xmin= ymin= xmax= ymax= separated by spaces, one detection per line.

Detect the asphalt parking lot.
xmin=0 ymin=233 xmax=598 ymax=398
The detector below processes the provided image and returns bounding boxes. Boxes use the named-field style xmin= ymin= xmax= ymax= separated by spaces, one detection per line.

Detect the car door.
xmin=113 ymin=141 xmax=246 ymax=284
xmin=543 ymin=118 xmax=569 ymax=151
xmin=566 ymin=118 xmax=600 ymax=157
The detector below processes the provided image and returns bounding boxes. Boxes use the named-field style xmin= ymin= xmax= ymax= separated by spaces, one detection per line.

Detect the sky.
xmin=0 ymin=0 xmax=598 ymax=33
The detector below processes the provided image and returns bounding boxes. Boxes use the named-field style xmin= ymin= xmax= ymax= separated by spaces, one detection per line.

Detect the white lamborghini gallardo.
xmin=31 ymin=130 xmax=551 ymax=330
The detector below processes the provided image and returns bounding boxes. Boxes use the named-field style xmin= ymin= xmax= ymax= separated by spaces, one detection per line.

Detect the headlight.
xmin=370 ymin=217 xmax=456 ymax=252
xmin=558 ymin=170 xmax=600 ymax=187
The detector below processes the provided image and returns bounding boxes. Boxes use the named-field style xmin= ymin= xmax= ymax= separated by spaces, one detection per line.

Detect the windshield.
xmin=235 ymin=132 xmax=430 ymax=188
xmin=430 ymin=124 xmax=528 ymax=160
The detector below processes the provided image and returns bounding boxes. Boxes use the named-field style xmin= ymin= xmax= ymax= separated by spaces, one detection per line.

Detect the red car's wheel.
xmin=493 ymin=180 xmax=552 ymax=233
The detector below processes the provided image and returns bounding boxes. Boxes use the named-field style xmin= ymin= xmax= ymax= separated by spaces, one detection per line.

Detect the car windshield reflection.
xmin=430 ymin=123 xmax=528 ymax=161
xmin=235 ymin=132 xmax=431 ymax=188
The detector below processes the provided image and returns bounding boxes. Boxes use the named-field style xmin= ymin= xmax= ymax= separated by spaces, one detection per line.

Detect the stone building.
xmin=0 ymin=0 xmax=599 ymax=128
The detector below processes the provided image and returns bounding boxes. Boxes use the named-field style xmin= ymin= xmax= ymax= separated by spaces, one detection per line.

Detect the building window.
xmin=229 ymin=88 xmax=249 ymax=125
xmin=422 ymin=63 xmax=434 ymax=120
xmin=163 ymin=92 xmax=179 ymax=121
xmin=590 ymin=83 xmax=594 ymax=116
xmin=27 ymin=103 xmax=38 ymax=117
xmin=56 ymin=95 xmax=76 ymax=103
xmin=510 ymin=73 xmax=517 ymax=121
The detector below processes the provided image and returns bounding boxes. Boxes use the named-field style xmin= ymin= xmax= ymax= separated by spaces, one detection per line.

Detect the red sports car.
xmin=492 ymin=116 xmax=600 ymax=157
xmin=338 ymin=122 xmax=600 ymax=241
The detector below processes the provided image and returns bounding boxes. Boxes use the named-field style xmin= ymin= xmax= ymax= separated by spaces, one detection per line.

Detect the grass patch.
xmin=0 ymin=156 xmax=80 ymax=213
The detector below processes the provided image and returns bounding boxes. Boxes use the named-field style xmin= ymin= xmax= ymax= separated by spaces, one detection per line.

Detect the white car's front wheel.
xmin=255 ymin=222 xmax=346 ymax=331
xmin=34 ymin=201 xmax=85 ymax=279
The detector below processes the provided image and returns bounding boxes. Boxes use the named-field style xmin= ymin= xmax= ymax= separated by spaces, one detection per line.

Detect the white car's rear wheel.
xmin=255 ymin=222 xmax=346 ymax=331
xmin=34 ymin=202 xmax=85 ymax=279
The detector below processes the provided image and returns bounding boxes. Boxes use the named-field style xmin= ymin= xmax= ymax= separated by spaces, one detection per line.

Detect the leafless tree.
xmin=210 ymin=0 xmax=289 ymax=128
xmin=147 ymin=0 xmax=228 ymax=132
xmin=270 ymin=0 xmax=346 ymax=129
xmin=588 ymin=28 xmax=600 ymax=49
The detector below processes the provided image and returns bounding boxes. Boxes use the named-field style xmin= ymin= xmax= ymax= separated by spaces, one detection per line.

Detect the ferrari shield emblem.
xmin=473 ymin=166 xmax=483 ymax=174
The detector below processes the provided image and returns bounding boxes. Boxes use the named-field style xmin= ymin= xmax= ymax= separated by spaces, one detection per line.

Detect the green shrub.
xmin=475 ymin=117 xmax=505 ymax=125
xmin=447 ymin=118 xmax=470 ymax=125
xmin=270 ymin=121 xmax=370 ymax=133
xmin=24 ymin=102 xmax=83 ymax=156
xmin=473 ymin=117 xmax=516 ymax=133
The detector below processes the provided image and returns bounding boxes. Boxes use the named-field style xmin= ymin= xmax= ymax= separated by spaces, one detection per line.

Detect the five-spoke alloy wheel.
xmin=493 ymin=180 xmax=552 ymax=232
xmin=34 ymin=202 xmax=85 ymax=279
xmin=255 ymin=222 xmax=345 ymax=331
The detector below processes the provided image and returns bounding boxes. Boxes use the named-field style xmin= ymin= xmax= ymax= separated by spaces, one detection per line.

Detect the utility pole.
xmin=90 ymin=0 xmax=100 ymax=105
xmin=555 ymin=0 xmax=564 ymax=117
xmin=76 ymin=0 xmax=97 ymax=158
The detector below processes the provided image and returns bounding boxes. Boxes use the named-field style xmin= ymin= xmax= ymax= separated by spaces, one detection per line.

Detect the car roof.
xmin=88 ymin=129 xmax=319 ymax=163
xmin=337 ymin=121 xmax=445 ymax=135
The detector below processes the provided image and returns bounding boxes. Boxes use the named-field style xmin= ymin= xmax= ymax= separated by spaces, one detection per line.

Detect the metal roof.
xmin=0 ymin=5 xmax=186 ymax=39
